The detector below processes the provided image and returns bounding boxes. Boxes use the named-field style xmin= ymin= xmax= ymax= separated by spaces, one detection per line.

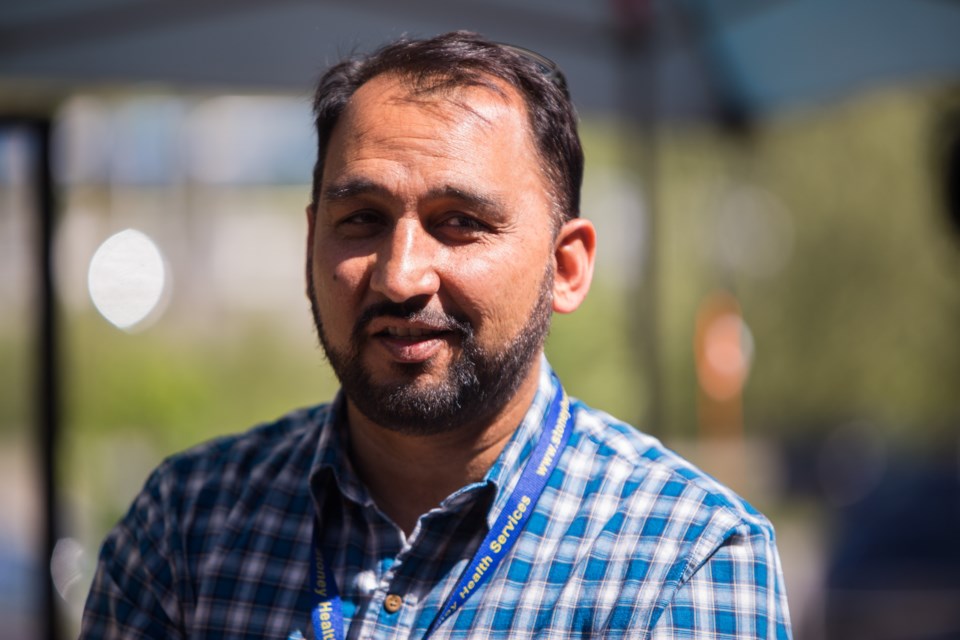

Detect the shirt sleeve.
xmin=80 ymin=467 xmax=187 ymax=639
xmin=650 ymin=524 xmax=792 ymax=640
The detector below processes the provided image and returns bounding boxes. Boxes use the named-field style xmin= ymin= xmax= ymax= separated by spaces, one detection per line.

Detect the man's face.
xmin=307 ymin=74 xmax=560 ymax=434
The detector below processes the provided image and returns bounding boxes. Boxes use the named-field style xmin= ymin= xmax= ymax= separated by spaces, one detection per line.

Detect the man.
xmin=82 ymin=32 xmax=792 ymax=639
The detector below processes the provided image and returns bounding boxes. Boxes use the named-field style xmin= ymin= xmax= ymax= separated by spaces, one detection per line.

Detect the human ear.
xmin=552 ymin=218 xmax=596 ymax=314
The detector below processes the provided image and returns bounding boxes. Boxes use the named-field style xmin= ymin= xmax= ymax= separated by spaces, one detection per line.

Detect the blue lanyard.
xmin=311 ymin=380 xmax=573 ymax=640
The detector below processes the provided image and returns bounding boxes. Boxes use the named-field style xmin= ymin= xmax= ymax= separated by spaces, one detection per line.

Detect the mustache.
xmin=352 ymin=300 xmax=473 ymax=340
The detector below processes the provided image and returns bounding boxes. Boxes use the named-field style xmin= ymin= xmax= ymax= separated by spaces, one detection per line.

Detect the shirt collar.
xmin=308 ymin=355 xmax=562 ymax=527
xmin=308 ymin=391 xmax=376 ymax=509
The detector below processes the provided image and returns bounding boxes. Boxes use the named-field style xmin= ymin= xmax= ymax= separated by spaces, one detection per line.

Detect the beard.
xmin=307 ymin=268 xmax=553 ymax=436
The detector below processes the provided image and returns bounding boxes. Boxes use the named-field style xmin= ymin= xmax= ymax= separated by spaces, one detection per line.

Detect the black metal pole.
xmin=2 ymin=115 xmax=63 ymax=640
xmin=36 ymin=116 xmax=61 ymax=640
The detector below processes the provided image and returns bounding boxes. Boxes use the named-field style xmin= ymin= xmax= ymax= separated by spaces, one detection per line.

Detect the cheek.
xmin=447 ymin=248 xmax=548 ymax=330
xmin=329 ymin=258 xmax=364 ymax=288
xmin=311 ymin=253 xmax=369 ymax=323
xmin=314 ymin=237 xmax=368 ymax=291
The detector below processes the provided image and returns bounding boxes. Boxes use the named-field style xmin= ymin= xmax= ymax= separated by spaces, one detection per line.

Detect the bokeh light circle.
xmin=87 ymin=229 xmax=168 ymax=330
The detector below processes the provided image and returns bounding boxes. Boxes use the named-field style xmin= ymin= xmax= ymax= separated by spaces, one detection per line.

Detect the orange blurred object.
xmin=694 ymin=291 xmax=752 ymax=438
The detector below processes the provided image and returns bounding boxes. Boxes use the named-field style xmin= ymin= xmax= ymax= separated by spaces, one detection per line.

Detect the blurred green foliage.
xmin=62 ymin=313 xmax=337 ymax=451
xmin=676 ymin=88 xmax=960 ymax=436
xmin=0 ymin=336 xmax=32 ymax=434
xmin=582 ymin=86 xmax=960 ymax=440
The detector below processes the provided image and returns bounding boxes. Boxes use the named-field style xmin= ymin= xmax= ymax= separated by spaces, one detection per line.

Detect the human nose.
xmin=369 ymin=219 xmax=441 ymax=302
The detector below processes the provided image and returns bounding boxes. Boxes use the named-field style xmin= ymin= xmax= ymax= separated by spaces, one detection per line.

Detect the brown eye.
xmin=441 ymin=214 xmax=488 ymax=231
xmin=336 ymin=210 xmax=387 ymax=237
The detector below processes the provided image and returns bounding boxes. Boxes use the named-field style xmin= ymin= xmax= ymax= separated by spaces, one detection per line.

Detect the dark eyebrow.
xmin=323 ymin=179 xmax=504 ymax=218
xmin=321 ymin=178 xmax=392 ymax=203
xmin=423 ymin=185 xmax=503 ymax=218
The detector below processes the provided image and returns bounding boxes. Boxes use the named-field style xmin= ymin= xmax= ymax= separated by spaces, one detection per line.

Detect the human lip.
xmin=382 ymin=325 xmax=442 ymax=338
xmin=367 ymin=317 xmax=453 ymax=337
xmin=367 ymin=320 xmax=455 ymax=363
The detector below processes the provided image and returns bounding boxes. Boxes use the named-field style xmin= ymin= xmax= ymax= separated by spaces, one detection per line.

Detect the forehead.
xmin=331 ymin=73 xmax=536 ymax=159
xmin=351 ymin=71 xmax=526 ymax=119
xmin=318 ymin=73 xmax=555 ymax=214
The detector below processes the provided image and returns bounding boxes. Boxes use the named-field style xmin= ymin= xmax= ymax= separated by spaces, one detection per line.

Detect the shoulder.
xmin=159 ymin=404 xmax=329 ymax=474
xmin=82 ymin=405 xmax=334 ymax=636
xmin=133 ymin=404 xmax=331 ymax=525
xmin=103 ymin=403 xmax=332 ymax=577
xmin=565 ymin=399 xmax=776 ymax=561
xmin=558 ymin=403 xmax=792 ymax=635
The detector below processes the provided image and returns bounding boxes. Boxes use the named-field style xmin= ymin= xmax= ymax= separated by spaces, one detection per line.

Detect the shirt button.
xmin=383 ymin=593 xmax=403 ymax=613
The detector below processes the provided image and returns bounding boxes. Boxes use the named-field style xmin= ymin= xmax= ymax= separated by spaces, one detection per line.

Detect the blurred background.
xmin=2 ymin=1 xmax=959 ymax=638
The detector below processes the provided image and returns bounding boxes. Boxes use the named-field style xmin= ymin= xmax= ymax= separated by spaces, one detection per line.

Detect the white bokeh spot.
xmin=88 ymin=229 xmax=168 ymax=330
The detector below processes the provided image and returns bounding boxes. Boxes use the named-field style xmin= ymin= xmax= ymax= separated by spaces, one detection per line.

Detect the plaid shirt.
xmin=82 ymin=359 xmax=792 ymax=639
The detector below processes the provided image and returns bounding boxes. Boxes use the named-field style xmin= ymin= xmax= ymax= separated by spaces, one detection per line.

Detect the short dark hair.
xmin=310 ymin=31 xmax=583 ymax=223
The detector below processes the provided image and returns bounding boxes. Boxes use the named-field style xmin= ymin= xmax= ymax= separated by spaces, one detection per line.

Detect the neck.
xmin=345 ymin=364 xmax=541 ymax=536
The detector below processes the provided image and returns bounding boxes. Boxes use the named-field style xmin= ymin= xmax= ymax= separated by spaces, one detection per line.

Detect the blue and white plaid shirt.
xmin=82 ymin=359 xmax=792 ymax=639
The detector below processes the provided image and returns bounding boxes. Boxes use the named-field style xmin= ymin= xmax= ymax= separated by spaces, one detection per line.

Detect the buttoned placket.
xmin=312 ymin=462 xmax=497 ymax=639
xmin=305 ymin=381 xmax=554 ymax=639
xmin=353 ymin=488 xmax=495 ymax=639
